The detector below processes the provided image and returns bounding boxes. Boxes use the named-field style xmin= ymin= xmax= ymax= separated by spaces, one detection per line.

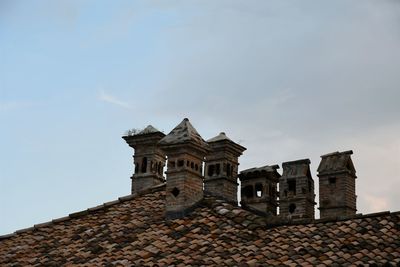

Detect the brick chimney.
xmin=239 ymin=165 xmax=280 ymax=215
xmin=204 ymin=132 xmax=246 ymax=203
xmin=317 ymin=150 xmax=357 ymax=219
xmin=122 ymin=125 xmax=166 ymax=194
xmin=158 ymin=118 xmax=210 ymax=219
xmin=279 ymin=159 xmax=316 ymax=221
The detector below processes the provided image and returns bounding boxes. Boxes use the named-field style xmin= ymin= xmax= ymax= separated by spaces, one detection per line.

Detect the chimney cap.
xmin=159 ymin=118 xmax=210 ymax=149
xmin=282 ymin=158 xmax=311 ymax=166
xmin=317 ymin=150 xmax=355 ymax=174
xmin=207 ymin=132 xmax=232 ymax=143
xmin=320 ymin=150 xmax=353 ymax=158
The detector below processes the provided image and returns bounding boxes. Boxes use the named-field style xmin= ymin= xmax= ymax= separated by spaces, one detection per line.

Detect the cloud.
xmin=363 ymin=195 xmax=390 ymax=212
xmin=0 ymin=102 xmax=20 ymax=111
xmin=0 ymin=101 xmax=32 ymax=111
xmin=149 ymin=0 xmax=400 ymax=137
xmin=138 ymin=1 xmax=400 ymax=217
xmin=342 ymin=123 xmax=400 ymax=214
xmin=2 ymin=0 xmax=400 ymax=235
xmin=98 ymin=90 xmax=131 ymax=109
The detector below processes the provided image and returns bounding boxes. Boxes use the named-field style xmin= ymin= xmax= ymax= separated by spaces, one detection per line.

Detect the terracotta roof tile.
xmin=1 ymin=186 xmax=400 ymax=266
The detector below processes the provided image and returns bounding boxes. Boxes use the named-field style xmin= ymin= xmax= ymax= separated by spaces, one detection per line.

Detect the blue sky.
xmin=1 ymin=1 xmax=400 ymax=235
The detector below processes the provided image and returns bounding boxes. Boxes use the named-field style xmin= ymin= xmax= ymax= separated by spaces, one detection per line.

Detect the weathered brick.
xmin=279 ymin=159 xmax=316 ymax=221
xmin=317 ymin=150 xmax=357 ymax=219
xmin=122 ymin=125 xmax=166 ymax=195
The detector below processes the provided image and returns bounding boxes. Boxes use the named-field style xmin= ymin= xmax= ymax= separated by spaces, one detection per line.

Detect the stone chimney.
xmin=204 ymin=132 xmax=246 ymax=203
xmin=279 ymin=159 xmax=316 ymax=221
xmin=158 ymin=118 xmax=210 ymax=219
xmin=239 ymin=165 xmax=280 ymax=215
xmin=122 ymin=125 xmax=166 ymax=194
xmin=317 ymin=150 xmax=357 ymax=219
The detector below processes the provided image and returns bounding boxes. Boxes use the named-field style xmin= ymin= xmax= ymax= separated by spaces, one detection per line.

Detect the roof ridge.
xmin=314 ymin=210 xmax=392 ymax=223
xmin=0 ymin=183 xmax=166 ymax=241
xmin=202 ymin=194 xmax=399 ymax=229
xmin=203 ymin=194 xmax=269 ymax=230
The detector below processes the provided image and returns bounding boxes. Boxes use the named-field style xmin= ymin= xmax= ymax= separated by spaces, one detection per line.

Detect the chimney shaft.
xmin=204 ymin=132 xmax=246 ymax=203
xmin=317 ymin=150 xmax=357 ymax=219
xmin=159 ymin=118 xmax=210 ymax=219
xmin=122 ymin=126 xmax=166 ymax=194
xmin=239 ymin=165 xmax=280 ymax=215
xmin=279 ymin=159 xmax=316 ymax=221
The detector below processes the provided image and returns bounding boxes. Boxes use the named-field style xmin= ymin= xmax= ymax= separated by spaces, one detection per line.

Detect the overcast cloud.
xmin=137 ymin=0 xmax=400 ymax=213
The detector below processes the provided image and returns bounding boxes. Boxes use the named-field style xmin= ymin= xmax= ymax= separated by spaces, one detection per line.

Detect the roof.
xmin=158 ymin=118 xmax=209 ymax=148
xmin=1 ymin=185 xmax=400 ymax=266
xmin=317 ymin=150 xmax=356 ymax=175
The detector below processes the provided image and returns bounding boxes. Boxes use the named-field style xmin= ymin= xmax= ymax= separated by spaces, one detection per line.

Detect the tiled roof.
xmin=158 ymin=118 xmax=209 ymax=148
xmin=1 ymin=185 xmax=399 ymax=266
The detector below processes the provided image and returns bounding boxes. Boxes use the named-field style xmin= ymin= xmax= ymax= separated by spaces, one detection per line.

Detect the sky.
xmin=1 ymin=0 xmax=400 ymax=235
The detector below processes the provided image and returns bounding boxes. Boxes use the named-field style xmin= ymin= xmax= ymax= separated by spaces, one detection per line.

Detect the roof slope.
xmin=1 ymin=186 xmax=400 ymax=266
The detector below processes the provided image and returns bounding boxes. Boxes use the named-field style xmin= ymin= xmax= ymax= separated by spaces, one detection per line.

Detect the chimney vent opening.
xmin=289 ymin=203 xmax=296 ymax=214
xmin=171 ymin=187 xmax=180 ymax=197
xmin=242 ymin=185 xmax=254 ymax=198
xmin=255 ymin=183 xmax=263 ymax=198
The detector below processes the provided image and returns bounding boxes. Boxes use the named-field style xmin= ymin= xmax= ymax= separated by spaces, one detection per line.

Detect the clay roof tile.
xmin=0 ymin=186 xmax=399 ymax=265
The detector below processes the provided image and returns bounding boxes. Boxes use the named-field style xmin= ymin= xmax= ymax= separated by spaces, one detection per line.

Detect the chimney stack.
xmin=158 ymin=118 xmax=210 ymax=219
xmin=279 ymin=159 xmax=316 ymax=221
xmin=122 ymin=125 xmax=166 ymax=194
xmin=204 ymin=132 xmax=246 ymax=203
xmin=239 ymin=165 xmax=280 ymax=215
xmin=317 ymin=150 xmax=357 ymax=219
